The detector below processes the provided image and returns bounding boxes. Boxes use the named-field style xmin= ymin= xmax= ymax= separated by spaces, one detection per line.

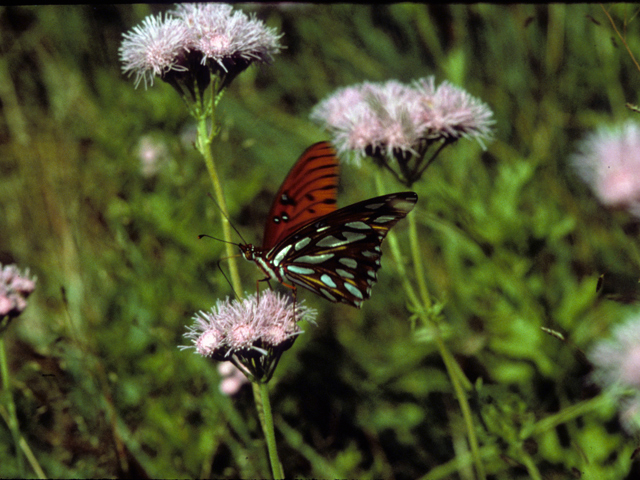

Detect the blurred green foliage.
xmin=1 ymin=3 xmax=640 ymax=479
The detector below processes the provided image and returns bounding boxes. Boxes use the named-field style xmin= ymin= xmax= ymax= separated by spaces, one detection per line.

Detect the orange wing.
xmin=262 ymin=142 xmax=340 ymax=249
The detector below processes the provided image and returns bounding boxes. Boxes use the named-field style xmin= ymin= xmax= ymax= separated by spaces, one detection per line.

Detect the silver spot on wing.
xmin=391 ymin=197 xmax=418 ymax=212
xmin=320 ymin=288 xmax=337 ymax=302
xmin=365 ymin=202 xmax=385 ymax=210
xmin=286 ymin=265 xmax=316 ymax=275
xmin=345 ymin=221 xmax=371 ymax=230
xmin=373 ymin=215 xmax=396 ymax=224
xmin=272 ymin=244 xmax=293 ymax=267
xmin=316 ymin=232 xmax=367 ymax=248
xmin=296 ymin=253 xmax=335 ymax=264
xmin=336 ymin=268 xmax=354 ymax=279
xmin=294 ymin=237 xmax=312 ymax=251
xmin=344 ymin=282 xmax=364 ymax=300
xmin=339 ymin=257 xmax=358 ymax=269
xmin=320 ymin=274 xmax=337 ymax=288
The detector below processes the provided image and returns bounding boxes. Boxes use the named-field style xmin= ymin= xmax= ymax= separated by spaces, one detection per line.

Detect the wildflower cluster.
xmin=182 ymin=291 xmax=316 ymax=383
xmin=311 ymin=76 xmax=494 ymax=186
xmin=588 ymin=313 xmax=640 ymax=434
xmin=571 ymin=120 xmax=640 ymax=219
xmin=119 ymin=3 xmax=282 ymax=98
xmin=0 ymin=263 xmax=36 ymax=332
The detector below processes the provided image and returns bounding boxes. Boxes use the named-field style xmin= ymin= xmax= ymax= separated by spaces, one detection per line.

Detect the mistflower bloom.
xmin=311 ymin=76 xmax=495 ymax=186
xmin=172 ymin=3 xmax=281 ymax=81
xmin=182 ymin=291 xmax=316 ymax=382
xmin=413 ymin=77 xmax=495 ymax=147
xmin=119 ymin=3 xmax=282 ymax=96
xmin=588 ymin=313 xmax=640 ymax=434
xmin=571 ymin=121 xmax=640 ymax=218
xmin=0 ymin=264 xmax=36 ymax=330
xmin=119 ymin=13 xmax=191 ymax=89
xmin=311 ymin=81 xmax=420 ymax=161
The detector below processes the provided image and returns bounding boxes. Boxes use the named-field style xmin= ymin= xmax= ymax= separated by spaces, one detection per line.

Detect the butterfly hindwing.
xmin=265 ymin=192 xmax=418 ymax=308
xmin=262 ymin=141 xmax=339 ymax=249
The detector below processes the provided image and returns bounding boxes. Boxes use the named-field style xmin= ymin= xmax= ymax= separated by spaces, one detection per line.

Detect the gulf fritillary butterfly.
xmin=239 ymin=141 xmax=417 ymax=308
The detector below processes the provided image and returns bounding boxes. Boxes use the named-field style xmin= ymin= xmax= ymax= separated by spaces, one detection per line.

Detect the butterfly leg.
xmin=255 ymin=277 xmax=274 ymax=304
xmin=291 ymin=285 xmax=299 ymax=323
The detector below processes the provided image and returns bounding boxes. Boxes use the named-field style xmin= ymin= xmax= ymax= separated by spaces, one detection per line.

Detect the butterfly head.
xmin=238 ymin=243 xmax=257 ymax=261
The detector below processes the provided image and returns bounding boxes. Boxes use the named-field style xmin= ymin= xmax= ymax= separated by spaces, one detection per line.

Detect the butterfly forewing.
xmin=262 ymin=141 xmax=339 ymax=249
xmin=265 ymin=192 xmax=418 ymax=308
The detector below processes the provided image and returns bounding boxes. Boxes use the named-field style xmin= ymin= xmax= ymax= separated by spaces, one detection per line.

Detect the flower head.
xmin=311 ymin=80 xmax=424 ymax=162
xmin=171 ymin=3 xmax=281 ymax=73
xmin=588 ymin=313 xmax=640 ymax=434
xmin=413 ymin=77 xmax=495 ymax=147
xmin=119 ymin=13 xmax=191 ymax=89
xmin=182 ymin=291 xmax=316 ymax=382
xmin=571 ymin=121 xmax=640 ymax=218
xmin=311 ymin=76 xmax=494 ymax=186
xmin=0 ymin=264 xmax=36 ymax=328
xmin=119 ymin=3 xmax=282 ymax=95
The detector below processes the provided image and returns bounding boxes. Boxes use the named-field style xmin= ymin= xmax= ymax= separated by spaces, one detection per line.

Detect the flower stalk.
xmin=257 ymin=381 xmax=284 ymax=479
xmin=374 ymin=172 xmax=482 ymax=479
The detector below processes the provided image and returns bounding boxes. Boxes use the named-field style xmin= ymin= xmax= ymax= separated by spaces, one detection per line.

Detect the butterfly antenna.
xmin=217 ymin=258 xmax=241 ymax=301
xmin=197 ymin=233 xmax=239 ymax=246
xmin=206 ymin=192 xmax=248 ymax=244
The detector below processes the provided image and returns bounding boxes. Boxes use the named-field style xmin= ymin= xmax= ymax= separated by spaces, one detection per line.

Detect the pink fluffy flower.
xmin=119 ymin=3 xmax=281 ymax=93
xmin=572 ymin=121 xmax=640 ymax=218
xmin=119 ymin=12 xmax=191 ymax=89
xmin=588 ymin=313 xmax=640 ymax=434
xmin=311 ymin=76 xmax=494 ymax=185
xmin=182 ymin=291 xmax=316 ymax=382
xmin=0 ymin=263 xmax=36 ymax=320
xmin=171 ymin=3 xmax=281 ymax=71
xmin=413 ymin=77 xmax=495 ymax=147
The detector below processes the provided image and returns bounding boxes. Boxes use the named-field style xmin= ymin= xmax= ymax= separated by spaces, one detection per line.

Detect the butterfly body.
xmin=240 ymin=142 xmax=417 ymax=308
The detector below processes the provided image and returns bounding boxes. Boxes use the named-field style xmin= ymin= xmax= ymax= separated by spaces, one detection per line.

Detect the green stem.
xmin=408 ymin=213 xmax=431 ymax=309
xmin=0 ymin=337 xmax=25 ymax=476
xmin=428 ymin=317 xmax=484 ymax=479
xmin=197 ymin=121 xmax=242 ymax=294
xmin=374 ymin=172 xmax=485 ymax=479
xmin=420 ymin=445 xmax=499 ymax=480
xmin=192 ymin=77 xmax=242 ymax=297
xmin=189 ymin=76 xmax=283 ymax=478
xmin=255 ymin=381 xmax=284 ymax=479
xmin=527 ymin=394 xmax=612 ymax=437
xmin=516 ymin=448 xmax=542 ymax=480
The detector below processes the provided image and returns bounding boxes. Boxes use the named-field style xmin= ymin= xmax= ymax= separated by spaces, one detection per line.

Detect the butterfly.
xmin=239 ymin=141 xmax=417 ymax=308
